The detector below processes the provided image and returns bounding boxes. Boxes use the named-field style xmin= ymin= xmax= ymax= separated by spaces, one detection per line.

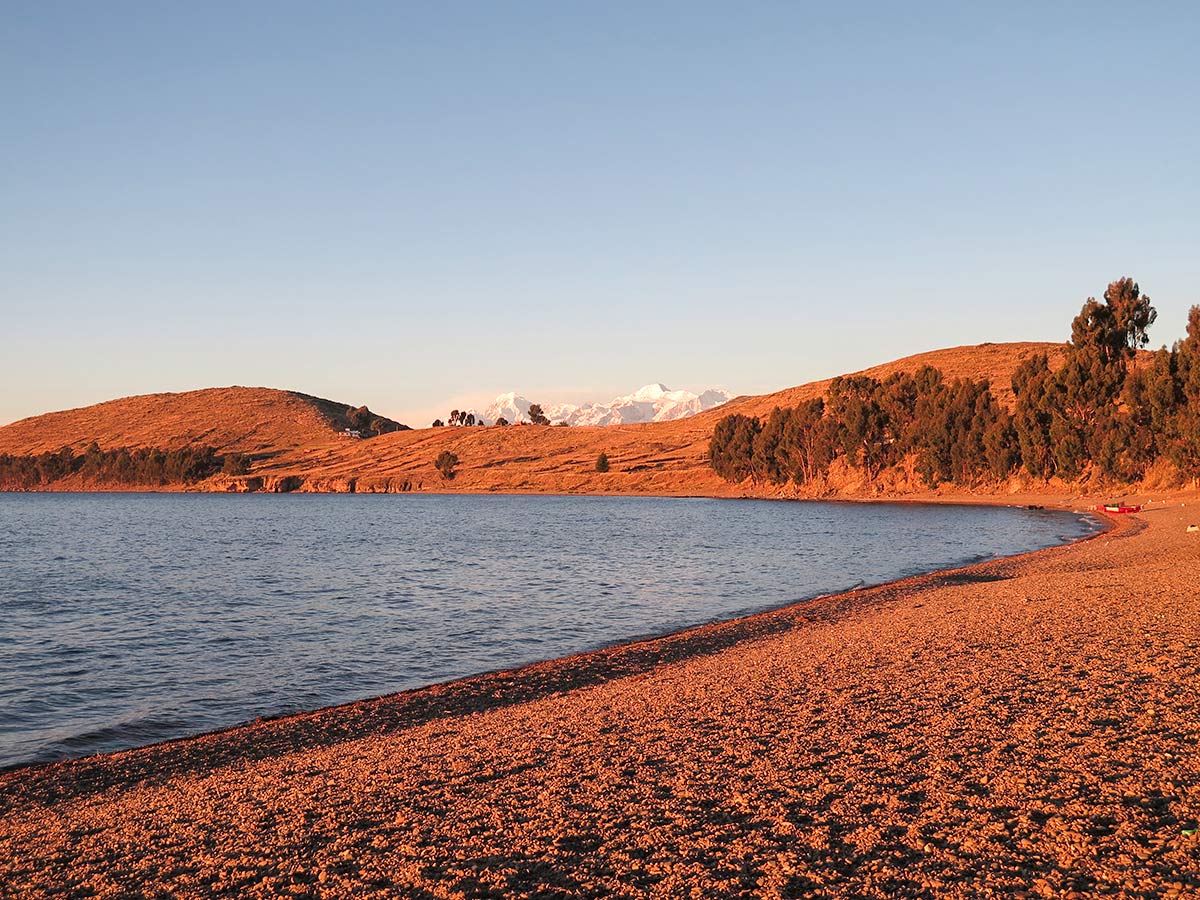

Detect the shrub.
xmin=435 ymin=450 xmax=459 ymax=479
xmin=222 ymin=453 xmax=252 ymax=476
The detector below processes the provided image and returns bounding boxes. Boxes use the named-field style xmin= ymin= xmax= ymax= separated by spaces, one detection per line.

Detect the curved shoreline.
xmin=0 ymin=494 xmax=1097 ymax=779
xmin=0 ymin=500 xmax=1112 ymax=805
xmin=6 ymin=498 xmax=1198 ymax=899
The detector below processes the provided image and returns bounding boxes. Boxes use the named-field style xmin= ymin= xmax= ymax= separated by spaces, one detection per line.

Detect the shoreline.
xmin=0 ymin=481 xmax=1138 ymax=517
xmin=0 ymin=496 xmax=1102 ymax=782
xmin=4 ymin=497 xmax=1198 ymax=898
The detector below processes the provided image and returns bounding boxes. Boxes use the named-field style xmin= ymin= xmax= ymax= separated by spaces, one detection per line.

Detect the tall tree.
xmin=826 ymin=376 xmax=889 ymax=479
xmin=1170 ymin=306 xmax=1200 ymax=480
xmin=783 ymin=398 xmax=836 ymax=485
xmin=1012 ymin=354 xmax=1057 ymax=478
xmin=709 ymin=414 xmax=761 ymax=482
xmin=751 ymin=407 xmax=790 ymax=483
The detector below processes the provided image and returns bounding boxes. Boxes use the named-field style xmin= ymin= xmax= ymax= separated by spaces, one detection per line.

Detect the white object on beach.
xmin=1187 ymin=524 xmax=1199 ymax=533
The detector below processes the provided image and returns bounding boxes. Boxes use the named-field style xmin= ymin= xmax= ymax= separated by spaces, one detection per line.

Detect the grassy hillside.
xmin=0 ymin=343 xmax=1063 ymax=493
xmin=0 ymin=387 xmax=406 ymax=458
xmin=242 ymin=341 xmax=1065 ymax=495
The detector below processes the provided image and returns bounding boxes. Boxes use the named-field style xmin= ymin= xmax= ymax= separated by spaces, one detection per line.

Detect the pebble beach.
xmin=2 ymin=500 xmax=1199 ymax=898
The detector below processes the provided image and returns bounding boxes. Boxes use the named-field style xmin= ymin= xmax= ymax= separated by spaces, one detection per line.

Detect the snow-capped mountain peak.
xmin=477 ymin=384 xmax=732 ymax=427
xmin=630 ymin=383 xmax=671 ymax=402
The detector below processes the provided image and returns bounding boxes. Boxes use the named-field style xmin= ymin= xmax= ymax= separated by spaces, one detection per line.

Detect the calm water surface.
xmin=0 ymin=493 xmax=1098 ymax=768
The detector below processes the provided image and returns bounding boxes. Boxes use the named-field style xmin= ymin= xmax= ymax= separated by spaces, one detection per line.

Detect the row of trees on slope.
xmin=433 ymin=404 xmax=556 ymax=428
xmin=710 ymin=278 xmax=1200 ymax=489
xmin=0 ymin=444 xmax=252 ymax=489
xmin=344 ymin=405 xmax=407 ymax=437
xmin=436 ymin=410 xmax=483 ymax=427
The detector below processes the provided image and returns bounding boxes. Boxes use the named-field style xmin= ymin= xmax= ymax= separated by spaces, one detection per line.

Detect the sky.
xmin=2 ymin=2 xmax=1198 ymax=428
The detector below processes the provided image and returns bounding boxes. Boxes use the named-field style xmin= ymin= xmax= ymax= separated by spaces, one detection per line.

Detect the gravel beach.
xmin=2 ymin=501 xmax=1198 ymax=899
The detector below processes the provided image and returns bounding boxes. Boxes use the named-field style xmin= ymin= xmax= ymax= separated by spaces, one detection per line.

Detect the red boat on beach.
xmin=1097 ymin=504 xmax=1142 ymax=514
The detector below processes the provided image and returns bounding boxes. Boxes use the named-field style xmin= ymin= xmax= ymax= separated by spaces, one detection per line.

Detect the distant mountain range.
xmin=478 ymin=384 xmax=734 ymax=427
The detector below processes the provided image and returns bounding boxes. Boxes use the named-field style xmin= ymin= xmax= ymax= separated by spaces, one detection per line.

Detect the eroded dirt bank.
xmin=2 ymin=503 xmax=1199 ymax=898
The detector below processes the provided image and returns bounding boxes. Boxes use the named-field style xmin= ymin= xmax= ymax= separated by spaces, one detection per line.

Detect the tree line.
xmin=0 ymin=444 xmax=253 ymax=489
xmin=710 ymin=278 xmax=1200 ymax=488
xmin=344 ymin=405 xmax=406 ymax=437
xmin=432 ymin=403 xmax=555 ymax=428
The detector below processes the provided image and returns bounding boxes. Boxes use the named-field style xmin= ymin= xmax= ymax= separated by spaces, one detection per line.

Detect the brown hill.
xmin=234 ymin=341 xmax=1064 ymax=495
xmin=718 ymin=340 xmax=1066 ymax=420
xmin=0 ymin=387 xmax=406 ymax=457
xmin=0 ymin=342 xmax=1063 ymax=494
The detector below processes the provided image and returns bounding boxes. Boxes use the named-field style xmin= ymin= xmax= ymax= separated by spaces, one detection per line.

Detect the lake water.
xmin=0 ymin=493 xmax=1099 ymax=769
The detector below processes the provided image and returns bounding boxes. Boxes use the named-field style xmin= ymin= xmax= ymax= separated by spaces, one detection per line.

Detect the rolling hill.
xmin=0 ymin=387 xmax=406 ymax=458
xmin=235 ymin=341 xmax=1066 ymax=495
xmin=0 ymin=342 xmax=1064 ymax=494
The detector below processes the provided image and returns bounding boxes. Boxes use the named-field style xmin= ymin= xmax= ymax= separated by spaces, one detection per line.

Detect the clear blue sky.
xmin=3 ymin=1 xmax=1197 ymax=427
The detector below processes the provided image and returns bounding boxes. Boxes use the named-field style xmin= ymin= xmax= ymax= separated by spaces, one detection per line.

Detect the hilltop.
xmin=0 ymin=342 xmax=1066 ymax=494
xmin=235 ymin=341 xmax=1065 ymax=495
xmin=0 ymin=387 xmax=407 ymax=458
xmin=718 ymin=340 xmax=1065 ymax=420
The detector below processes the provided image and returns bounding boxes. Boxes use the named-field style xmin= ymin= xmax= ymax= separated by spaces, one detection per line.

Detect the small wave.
xmin=22 ymin=712 xmax=194 ymax=766
xmin=0 ymin=494 xmax=1093 ymax=767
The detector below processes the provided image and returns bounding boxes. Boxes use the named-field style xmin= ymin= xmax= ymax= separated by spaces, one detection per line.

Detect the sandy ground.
xmin=2 ymin=499 xmax=1199 ymax=898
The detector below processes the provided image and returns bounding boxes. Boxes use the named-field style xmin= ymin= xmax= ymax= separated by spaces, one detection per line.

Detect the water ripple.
xmin=0 ymin=493 xmax=1097 ymax=768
